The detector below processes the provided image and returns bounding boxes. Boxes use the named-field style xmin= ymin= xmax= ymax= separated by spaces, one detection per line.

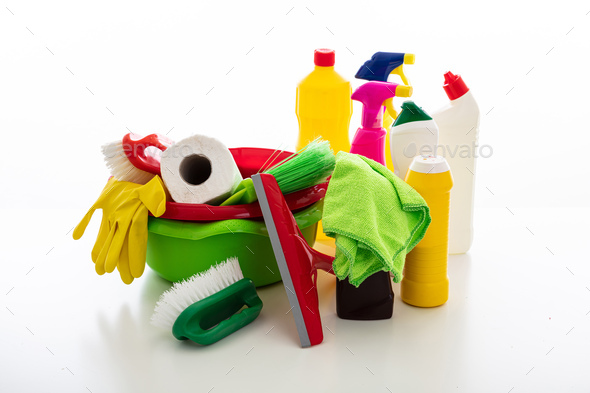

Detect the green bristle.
xmin=265 ymin=139 xmax=335 ymax=194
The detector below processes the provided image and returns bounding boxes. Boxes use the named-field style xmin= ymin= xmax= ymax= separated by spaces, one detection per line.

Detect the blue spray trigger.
xmin=355 ymin=52 xmax=408 ymax=82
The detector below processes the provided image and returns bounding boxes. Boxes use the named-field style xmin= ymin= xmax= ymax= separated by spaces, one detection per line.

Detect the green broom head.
xmin=264 ymin=138 xmax=335 ymax=194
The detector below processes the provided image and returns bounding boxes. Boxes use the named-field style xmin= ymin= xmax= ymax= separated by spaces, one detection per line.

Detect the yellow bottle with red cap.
xmin=296 ymin=49 xmax=352 ymax=245
xmin=296 ymin=48 xmax=352 ymax=153
xmin=401 ymin=155 xmax=453 ymax=307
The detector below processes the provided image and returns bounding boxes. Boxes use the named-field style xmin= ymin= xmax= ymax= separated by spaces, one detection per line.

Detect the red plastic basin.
xmin=158 ymin=147 xmax=328 ymax=221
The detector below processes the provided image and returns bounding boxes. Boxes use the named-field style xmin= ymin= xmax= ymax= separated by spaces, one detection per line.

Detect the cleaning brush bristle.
xmin=151 ymin=257 xmax=244 ymax=330
xmin=102 ymin=139 xmax=155 ymax=184
xmin=266 ymin=138 xmax=335 ymax=194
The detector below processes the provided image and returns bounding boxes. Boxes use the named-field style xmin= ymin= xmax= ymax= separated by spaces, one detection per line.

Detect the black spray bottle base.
xmin=336 ymin=271 xmax=394 ymax=320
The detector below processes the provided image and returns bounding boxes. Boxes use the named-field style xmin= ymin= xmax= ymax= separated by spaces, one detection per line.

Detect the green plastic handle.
xmin=220 ymin=178 xmax=258 ymax=206
xmin=172 ymin=278 xmax=263 ymax=345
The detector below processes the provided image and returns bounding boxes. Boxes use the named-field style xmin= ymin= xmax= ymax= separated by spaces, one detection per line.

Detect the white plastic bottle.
xmin=431 ymin=72 xmax=480 ymax=254
xmin=389 ymin=101 xmax=438 ymax=180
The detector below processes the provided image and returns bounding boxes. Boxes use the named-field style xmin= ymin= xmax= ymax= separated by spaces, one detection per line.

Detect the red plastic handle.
xmin=255 ymin=173 xmax=333 ymax=347
xmin=121 ymin=133 xmax=173 ymax=175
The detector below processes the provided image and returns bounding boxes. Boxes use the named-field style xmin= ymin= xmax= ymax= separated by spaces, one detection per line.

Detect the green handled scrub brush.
xmin=220 ymin=139 xmax=335 ymax=206
xmin=151 ymin=257 xmax=263 ymax=345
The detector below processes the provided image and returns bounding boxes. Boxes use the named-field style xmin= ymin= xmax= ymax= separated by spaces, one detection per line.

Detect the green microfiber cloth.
xmin=322 ymin=152 xmax=431 ymax=286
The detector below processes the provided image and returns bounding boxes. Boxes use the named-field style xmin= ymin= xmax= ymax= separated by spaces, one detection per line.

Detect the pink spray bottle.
xmin=336 ymin=80 xmax=412 ymax=321
xmin=350 ymin=81 xmax=413 ymax=165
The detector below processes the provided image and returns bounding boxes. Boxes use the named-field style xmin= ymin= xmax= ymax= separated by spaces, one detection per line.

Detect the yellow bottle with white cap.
xmin=401 ymin=155 xmax=453 ymax=307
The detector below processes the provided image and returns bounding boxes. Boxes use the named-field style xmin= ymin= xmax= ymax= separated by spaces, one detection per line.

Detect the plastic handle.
xmin=252 ymin=173 xmax=328 ymax=347
xmin=384 ymin=98 xmax=398 ymax=121
xmin=389 ymin=54 xmax=415 ymax=86
xmin=383 ymin=85 xmax=413 ymax=121
xmin=172 ymin=278 xmax=263 ymax=345
xmin=122 ymin=133 xmax=173 ymax=176
xmin=390 ymin=66 xmax=409 ymax=86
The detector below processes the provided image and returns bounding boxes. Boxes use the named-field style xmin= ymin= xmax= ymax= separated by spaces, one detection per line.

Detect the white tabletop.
xmin=2 ymin=206 xmax=589 ymax=392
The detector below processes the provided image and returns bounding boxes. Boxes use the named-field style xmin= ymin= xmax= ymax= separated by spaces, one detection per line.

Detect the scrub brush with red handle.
xmin=102 ymin=133 xmax=174 ymax=184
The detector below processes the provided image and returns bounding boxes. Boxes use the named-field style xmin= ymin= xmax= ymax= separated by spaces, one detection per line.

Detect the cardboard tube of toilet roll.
xmin=160 ymin=135 xmax=242 ymax=205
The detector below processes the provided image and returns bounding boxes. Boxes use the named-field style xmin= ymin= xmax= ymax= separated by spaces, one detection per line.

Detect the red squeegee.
xmin=252 ymin=173 xmax=334 ymax=347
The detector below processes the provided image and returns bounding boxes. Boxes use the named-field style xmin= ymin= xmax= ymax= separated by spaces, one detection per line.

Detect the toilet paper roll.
xmin=160 ymin=135 xmax=242 ymax=205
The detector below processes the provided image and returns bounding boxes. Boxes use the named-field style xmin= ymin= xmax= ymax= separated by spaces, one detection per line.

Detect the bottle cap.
xmin=393 ymin=101 xmax=432 ymax=126
xmin=314 ymin=49 xmax=335 ymax=67
xmin=443 ymin=71 xmax=469 ymax=100
xmin=409 ymin=155 xmax=450 ymax=174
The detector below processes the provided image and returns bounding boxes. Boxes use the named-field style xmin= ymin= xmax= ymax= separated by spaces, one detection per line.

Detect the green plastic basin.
xmin=146 ymin=201 xmax=322 ymax=287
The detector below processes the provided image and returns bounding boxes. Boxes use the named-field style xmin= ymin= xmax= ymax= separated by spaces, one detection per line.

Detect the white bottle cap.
xmin=409 ymin=155 xmax=450 ymax=174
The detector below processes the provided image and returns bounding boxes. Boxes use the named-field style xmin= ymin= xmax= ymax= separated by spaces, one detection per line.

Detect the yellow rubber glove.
xmin=109 ymin=207 xmax=145 ymax=284
xmin=117 ymin=228 xmax=133 ymax=284
xmin=112 ymin=198 xmax=156 ymax=283
xmin=73 ymin=178 xmax=141 ymax=264
xmin=74 ymin=176 xmax=167 ymax=284
xmin=94 ymin=198 xmax=143 ymax=275
xmin=97 ymin=177 xmax=166 ymax=282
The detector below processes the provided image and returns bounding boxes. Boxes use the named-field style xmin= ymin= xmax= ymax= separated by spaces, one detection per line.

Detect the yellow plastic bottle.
xmin=296 ymin=48 xmax=352 ymax=153
xmin=401 ymin=155 xmax=453 ymax=307
xmin=296 ymin=49 xmax=352 ymax=246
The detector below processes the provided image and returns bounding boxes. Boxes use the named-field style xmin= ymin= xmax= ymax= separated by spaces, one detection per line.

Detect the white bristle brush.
xmin=151 ymin=257 xmax=263 ymax=345
xmin=102 ymin=133 xmax=173 ymax=184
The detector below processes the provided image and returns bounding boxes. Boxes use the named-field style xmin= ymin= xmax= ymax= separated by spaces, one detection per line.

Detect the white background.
xmin=1 ymin=0 xmax=589 ymax=392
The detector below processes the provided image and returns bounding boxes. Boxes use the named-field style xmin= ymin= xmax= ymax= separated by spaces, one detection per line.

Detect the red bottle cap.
xmin=314 ymin=48 xmax=335 ymax=67
xmin=443 ymin=71 xmax=469 ymax=100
